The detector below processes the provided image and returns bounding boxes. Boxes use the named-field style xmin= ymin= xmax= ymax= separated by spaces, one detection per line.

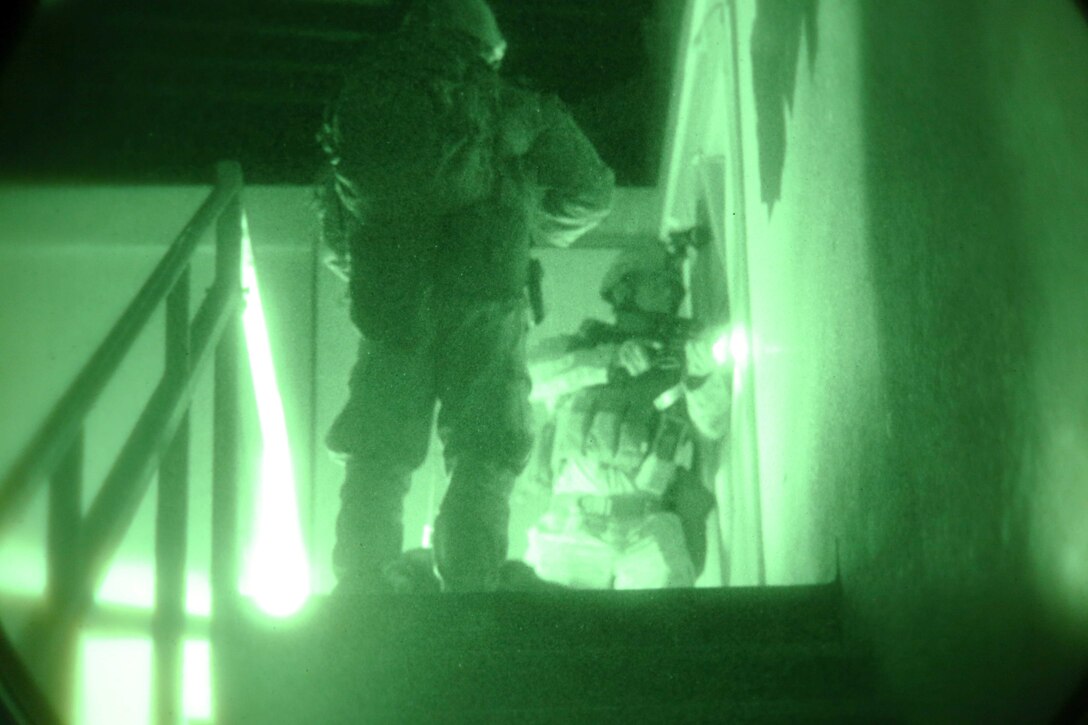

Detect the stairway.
xmin=216 ymin=583 xmax=890 ymax=723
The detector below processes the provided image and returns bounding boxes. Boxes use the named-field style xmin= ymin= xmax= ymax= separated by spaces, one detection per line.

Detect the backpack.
xmin=320 ymin=29 xmax=501 ymax=225
xmin=314 ymin=29 xmax=507 ymax=343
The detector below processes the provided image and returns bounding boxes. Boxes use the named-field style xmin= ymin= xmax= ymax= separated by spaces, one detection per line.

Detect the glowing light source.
xmin=728 ymin=327 xmax=750 ymax=368
xmin=77 ymin=636 xmax=151 ymax=725
xmin=711 ymin=326 xmax=750 ymax=369
xmin=712 ymin=332 xmax=730 ymax=366
xmin=183 ymin=639 xmax=212 ymax=721
xmin=74 ymin=635 xmax=211 ymax=725
xmin=237 ymin=215 xmax=311 ymax=618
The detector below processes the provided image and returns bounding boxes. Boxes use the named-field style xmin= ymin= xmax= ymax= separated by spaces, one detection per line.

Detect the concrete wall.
xmin=730 ymin=0 xmax=873 ymax=590
xmin=726 ymin=0 xmax=1088 ymax=718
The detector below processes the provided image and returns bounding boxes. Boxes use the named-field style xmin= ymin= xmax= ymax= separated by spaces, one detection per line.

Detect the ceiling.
xmin=0 ymin=0 xmax=675 ymax=186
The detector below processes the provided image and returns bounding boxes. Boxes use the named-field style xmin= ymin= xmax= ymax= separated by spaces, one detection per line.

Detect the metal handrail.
xmin=25 ymin=281 xmax=240 ymax=642
xmin=0 ymin=161 xmax=247 ymax=725
xmin=0 ymin=168 xmax=241 ymax=536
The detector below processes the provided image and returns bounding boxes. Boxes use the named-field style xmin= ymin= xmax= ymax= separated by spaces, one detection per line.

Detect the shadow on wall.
xmin=750 ymin=0 xmax=819 ymax=214
xmin=840 ymin=1 xmax=1087 ymax=720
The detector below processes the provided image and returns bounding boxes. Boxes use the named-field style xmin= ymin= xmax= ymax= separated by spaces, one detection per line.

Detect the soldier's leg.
xmin=526 ymin=513 xmax=616 ymax=589
xmin=613 ymin=513 xmax=696 ymax=589
xmin=326 ymin=336 xmax=436 ymax=587
xmin=433 ymin=297 xmax=533 ymax=591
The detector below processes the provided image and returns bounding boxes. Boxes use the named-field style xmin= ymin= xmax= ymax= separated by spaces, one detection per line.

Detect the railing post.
xmin=0 ymin=159 xmax=248 ymax=725
xmin=153 ymin=267 xmax=191 ymax=725
xmin=0 ymin=170 xmax=237 ymax=542
xmin=44 ymin=430 xmax=83 ymax=721
xmin=211 ymin=161 xmax=244 ymax=723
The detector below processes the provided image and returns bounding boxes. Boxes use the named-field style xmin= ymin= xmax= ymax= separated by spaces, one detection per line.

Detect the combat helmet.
xmin=404 ymin=0 xmax=508 ymax=67
xmin=599 ymin=243 xmax=685 ymax=312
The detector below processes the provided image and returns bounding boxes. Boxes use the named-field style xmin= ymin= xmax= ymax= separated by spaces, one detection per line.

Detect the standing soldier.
xmin=318 ymin=0 xmax=615 ymax=592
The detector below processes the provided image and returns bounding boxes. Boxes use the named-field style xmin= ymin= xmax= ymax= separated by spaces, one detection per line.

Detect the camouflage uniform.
xmin=524 ymin=315 xmax=726 ymax=590
xmin=321 ymin=25 xmax=614 ymax=590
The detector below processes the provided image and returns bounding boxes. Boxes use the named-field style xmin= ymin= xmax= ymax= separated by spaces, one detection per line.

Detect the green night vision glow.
xmin=712 ymin=326 xmax=750 ymax=369
xmin=237 ymin=215 xmax=311 ymax=618
xmin=76 ymin=636 xmax=212 ymax=724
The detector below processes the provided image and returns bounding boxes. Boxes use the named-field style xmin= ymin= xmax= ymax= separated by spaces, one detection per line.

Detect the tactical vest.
xmin=549 ymin=361 xmax=694 ymax=499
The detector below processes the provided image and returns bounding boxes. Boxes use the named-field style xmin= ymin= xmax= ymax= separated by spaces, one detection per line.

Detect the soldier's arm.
xmin=528 ymin=334 xmax=615 ymax=404
xmin=682 ymin=337 xmax=731 ymax=439
xmin=523 ymin=96 xmax=616 ymax=249
xmin=683 ymin=373 xmax=730 ymax=440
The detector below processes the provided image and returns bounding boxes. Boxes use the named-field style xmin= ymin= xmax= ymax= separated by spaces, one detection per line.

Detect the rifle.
xmin=527 ymin=257 xmax=546 ymax=325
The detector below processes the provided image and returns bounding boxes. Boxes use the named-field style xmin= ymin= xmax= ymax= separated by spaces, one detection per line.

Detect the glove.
xmin=683 ymin=337 xmax=718 ymax=379
xmin=616 ymin=339 xmax=666 ymax=377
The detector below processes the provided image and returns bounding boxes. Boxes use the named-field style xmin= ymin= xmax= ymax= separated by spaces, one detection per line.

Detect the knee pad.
xmin=526 ymin=524 xmax=614 ymax=589
xmin=614 ymin=514 xmax=695 ymax=589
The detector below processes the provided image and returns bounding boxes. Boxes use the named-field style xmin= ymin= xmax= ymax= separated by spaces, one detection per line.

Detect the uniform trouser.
xmin=326 ymin=294 xmax=533 ymax=591
xmin=526 ymin=510 xmax=697 ymax=590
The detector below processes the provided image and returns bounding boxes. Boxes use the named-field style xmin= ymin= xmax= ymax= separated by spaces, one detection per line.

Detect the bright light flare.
xmin=711 ymin=326 xmax=750 ymax=369
xmin=729 ymin=328 xmax=750 ymax=368
xmin=237 ymin=215 xmax=311 ymax=618
xmin=712 ymin=333 xmax=729 ymax=366
xmin=75 ymin=635 xmax=211 ymax=725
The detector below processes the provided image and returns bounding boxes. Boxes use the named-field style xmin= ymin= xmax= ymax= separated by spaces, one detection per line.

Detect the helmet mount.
xmin=404 ymin=0 xmax=507 ymax=67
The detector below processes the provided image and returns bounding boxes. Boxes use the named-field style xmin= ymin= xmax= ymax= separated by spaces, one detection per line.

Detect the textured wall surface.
xmin=734 ymin=0 xmax=1088 ymax=719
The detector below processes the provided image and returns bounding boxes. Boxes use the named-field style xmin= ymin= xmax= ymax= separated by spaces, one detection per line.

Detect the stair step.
xmin=314 ymin=643 xmax=874 ymax=709
xmin=215 ymin=585 xmax=878 ymax=723
xmin=311 ymin=584 xmax=846 ymax=649
xmin=224 ymin=651 xmax=878 ymax=724
xmin=356 ymin=697 xmax=894 ymax=725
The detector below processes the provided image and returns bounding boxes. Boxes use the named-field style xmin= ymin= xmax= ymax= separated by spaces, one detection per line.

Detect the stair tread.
xmin=355 ymin=697 xmax=895 ymax=725
xmin=213 ymin=585 xmax=883 ymax=723
xmin=240 ymin=584 xmax=846 ymax=648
